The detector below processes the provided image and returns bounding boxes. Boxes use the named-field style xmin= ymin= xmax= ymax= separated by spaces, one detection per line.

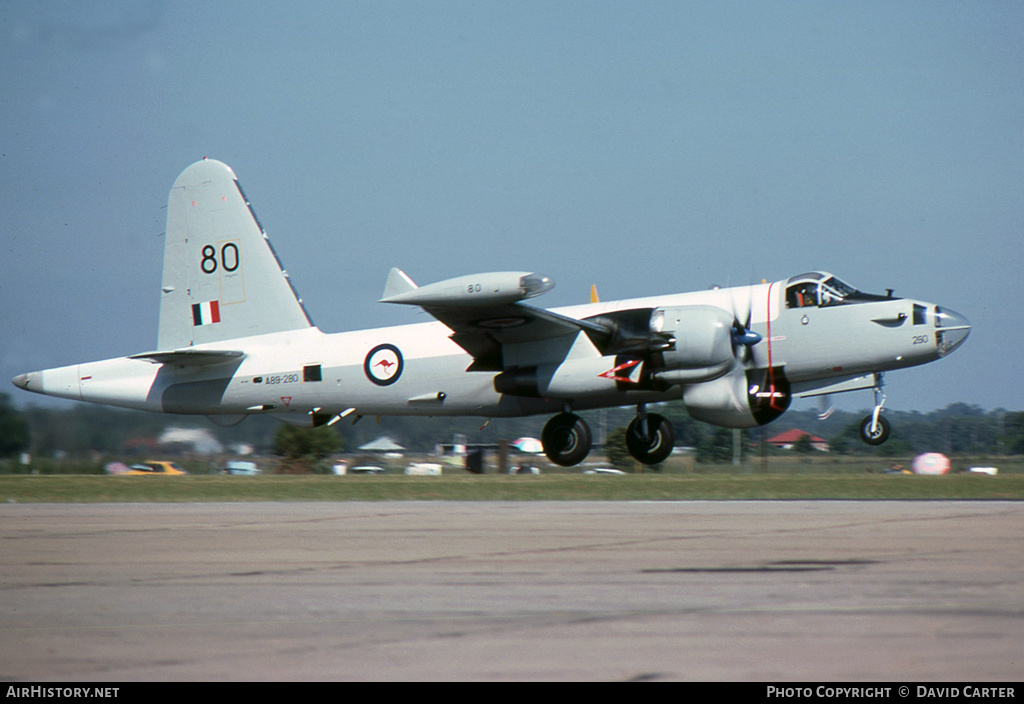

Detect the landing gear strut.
xmin=542 ymin=412 xmax=592 ymax=467
xmin=858 ymin=375 xmax=891 ymax=445
xmin=626 ymin=405 xmax=675 ymax=465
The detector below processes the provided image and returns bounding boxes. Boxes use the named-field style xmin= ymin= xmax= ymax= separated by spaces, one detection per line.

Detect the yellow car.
xmin=125 ymin=461 xmax=187 ymax=476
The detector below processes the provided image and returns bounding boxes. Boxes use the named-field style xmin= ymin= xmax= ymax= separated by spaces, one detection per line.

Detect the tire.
xmin=542 ymin=413 xmax=592 ymax=467
xmin=626 ymin=413 xmax=675 ymax=465
xmin=859 ymin=414 xmax=891 ymax=445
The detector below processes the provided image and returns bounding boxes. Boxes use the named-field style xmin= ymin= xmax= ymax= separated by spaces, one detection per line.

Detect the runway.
xmin=1 ymin=501 xmax=1021 ymax=681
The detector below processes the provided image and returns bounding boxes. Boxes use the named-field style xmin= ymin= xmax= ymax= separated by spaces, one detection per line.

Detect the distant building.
xmin=766 ymin=429 xmax=830 ymax=452
xmin=158 ymin=427 xmax=224 ymax=455
xmin=358 ymin=436 xmax=406 ymax=454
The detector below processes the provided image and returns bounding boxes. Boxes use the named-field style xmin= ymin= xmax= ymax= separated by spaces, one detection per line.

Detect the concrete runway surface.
xmin=1 ymin=501 xmax=1021 ymax=682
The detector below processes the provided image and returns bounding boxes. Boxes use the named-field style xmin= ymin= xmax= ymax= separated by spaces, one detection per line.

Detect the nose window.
xmin=933 ymin=307 xmax=971 ymax=357
xmin=913 ymin=304 xmax=927 ymax=325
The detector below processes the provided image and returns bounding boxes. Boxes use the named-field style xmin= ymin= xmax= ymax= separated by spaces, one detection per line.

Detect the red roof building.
xmin=766 ymin=429 xmax=830 ymax=452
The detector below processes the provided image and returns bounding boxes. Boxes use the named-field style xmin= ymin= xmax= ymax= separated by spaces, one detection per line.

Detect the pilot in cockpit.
xmin=787 ymin=283 xmax=818 ymax=308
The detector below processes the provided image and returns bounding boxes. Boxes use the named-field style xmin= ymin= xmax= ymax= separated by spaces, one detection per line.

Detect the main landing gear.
xmin=858 ymin=375 xmax=891 ymax=446
xmin=541 ymin=412 xmax=592 ymax=467
xmin=625 ymin=406 xmax=675 ymax=465
xmin=541 ymin=404 xmax=675 ymax=467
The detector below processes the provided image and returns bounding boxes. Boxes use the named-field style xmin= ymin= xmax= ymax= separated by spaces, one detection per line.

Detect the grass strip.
xmin=1 ymin=473 xmax=1022 ymax=503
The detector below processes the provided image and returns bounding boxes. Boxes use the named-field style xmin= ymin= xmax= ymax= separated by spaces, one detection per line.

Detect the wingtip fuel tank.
xmin=380 ymin=270 xmax=554 ymax=307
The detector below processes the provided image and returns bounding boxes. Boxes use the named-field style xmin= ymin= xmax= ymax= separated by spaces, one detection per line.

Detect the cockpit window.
xmin=785 ymin=272 xmax=859 ymax=309
xmin=819 ymin=277 xmax=857 ymax=306
xmin=786 ymin=282 xmax=819 ymax=308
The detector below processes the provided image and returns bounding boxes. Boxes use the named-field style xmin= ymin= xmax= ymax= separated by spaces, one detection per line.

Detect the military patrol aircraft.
xmin=13 ymin=159 xmax=971 ymax=466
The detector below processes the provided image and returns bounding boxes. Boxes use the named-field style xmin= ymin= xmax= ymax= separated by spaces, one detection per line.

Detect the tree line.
xmin=2 ymin=392 xmax=1022 ymax=463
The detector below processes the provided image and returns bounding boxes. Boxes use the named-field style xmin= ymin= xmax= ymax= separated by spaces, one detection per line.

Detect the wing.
xmin=380 ymin=269 xmax=610 ymax=371
xmin=426 ymin=302 xmax=609 ymax=371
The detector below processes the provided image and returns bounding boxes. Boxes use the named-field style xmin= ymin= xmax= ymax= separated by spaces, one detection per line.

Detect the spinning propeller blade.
xmin=730 ymin=287 xmax=761 ymax=361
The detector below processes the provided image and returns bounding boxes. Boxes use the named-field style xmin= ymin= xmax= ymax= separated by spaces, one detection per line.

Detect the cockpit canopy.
xmin=785 ymin=272 xmax=887 ymax=309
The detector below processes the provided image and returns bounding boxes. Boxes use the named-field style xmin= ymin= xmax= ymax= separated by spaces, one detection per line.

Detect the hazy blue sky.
xmin=2 ymin=1 xmax=1022 ymax=413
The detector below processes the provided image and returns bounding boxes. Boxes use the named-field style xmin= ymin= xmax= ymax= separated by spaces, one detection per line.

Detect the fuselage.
xmin=13 ymin=276 xmax=969 ymax=425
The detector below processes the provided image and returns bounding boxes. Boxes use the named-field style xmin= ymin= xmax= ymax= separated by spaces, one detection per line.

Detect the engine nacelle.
xmin=683 ymin=366 xmax=791 ymax=428
xmin=650 ymin=305 xmax=735 ymax=384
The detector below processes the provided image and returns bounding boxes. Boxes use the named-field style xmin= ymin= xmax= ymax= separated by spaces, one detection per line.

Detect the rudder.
xmin=158 ymin=159 xmax=314 ymax=349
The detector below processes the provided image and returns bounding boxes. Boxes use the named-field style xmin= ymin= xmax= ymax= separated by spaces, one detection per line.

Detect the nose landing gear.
xmin=858 ymin=376 xmax=891 ymax=445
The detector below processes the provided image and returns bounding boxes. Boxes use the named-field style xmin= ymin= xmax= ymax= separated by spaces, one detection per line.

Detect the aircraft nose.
xmin=935 ymin=307 xmax=970 ymax=357
xmin=12 ymin=372 xmax=40 ymax=392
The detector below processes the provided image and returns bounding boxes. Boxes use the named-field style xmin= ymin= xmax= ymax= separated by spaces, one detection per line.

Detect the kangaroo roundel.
xmin=364 ymin=344 xmax=404 ymax=386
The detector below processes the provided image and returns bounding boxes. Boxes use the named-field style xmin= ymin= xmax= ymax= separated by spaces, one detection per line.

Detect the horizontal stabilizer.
xmin=129 ymin=349 xmax=246 ymax=367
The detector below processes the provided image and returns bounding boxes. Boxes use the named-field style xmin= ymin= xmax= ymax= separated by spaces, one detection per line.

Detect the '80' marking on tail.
xmin=200 ymin=242 xmax=240 ymax=274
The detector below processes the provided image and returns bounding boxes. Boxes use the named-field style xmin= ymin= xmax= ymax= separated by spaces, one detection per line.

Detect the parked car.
xmin=219 ymin=461 xmax=260 ymax=475
xmin=348 ymin=466 xmax=387 ymax=475
xmin=125 ymin=461 xmax=187 ymax=476
xmin=405 ymin=463 xmax=442 ymax=476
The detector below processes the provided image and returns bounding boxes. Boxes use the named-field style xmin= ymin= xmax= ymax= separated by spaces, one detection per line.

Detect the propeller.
xmin=730 ymin=287 xmax=762 ymax=362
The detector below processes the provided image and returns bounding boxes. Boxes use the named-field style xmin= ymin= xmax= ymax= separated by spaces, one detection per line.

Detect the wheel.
xmin=859 ymin=414 xmax=891 ymax=445
xmin=626 ymin=413 xmax=675 ymax=465
xmin=542 ymin=413 xmax=592 ymax=467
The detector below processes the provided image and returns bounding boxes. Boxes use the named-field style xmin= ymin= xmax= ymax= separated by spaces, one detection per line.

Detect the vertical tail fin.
xmin=381 ymin=267 xmax=418 ymax=300
xmin=158 ymin=159 xmax=314 ymax=349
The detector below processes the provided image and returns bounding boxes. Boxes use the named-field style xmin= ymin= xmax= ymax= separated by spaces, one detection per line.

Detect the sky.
xmin=2 ymin=1 xmax=1022 ymax=415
